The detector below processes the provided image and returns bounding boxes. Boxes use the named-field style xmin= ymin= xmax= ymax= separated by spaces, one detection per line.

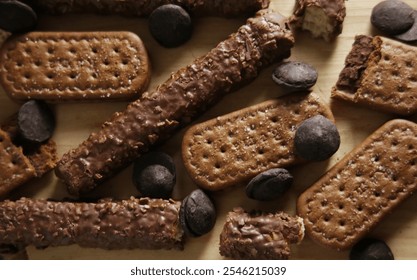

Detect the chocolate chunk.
xmin=149 ymin=4 xmax=193 ymax=48
xmin=0 ymin=1 xmax=37 ymax=33
xmin=395 ymin=10 xmax=417 ymax=42
xmin=246 ymin=168 xmax=293 ymax=201
xmin=180 ymin=189 xmax=216 ymax=237
xmin=294 ymin=115 xmax=340 ymax=161
xmin=371 ymin=0 xmax=414 ymax=35
xmin=272 ymin=61 xmax=318 ymax=92
xmin=132 ymin=151 xmax=176 ymax=199
xmin=350 ymin=238 xmax=394 ymax=260
xmin=17 ymin=100 xmax=55 ymax=144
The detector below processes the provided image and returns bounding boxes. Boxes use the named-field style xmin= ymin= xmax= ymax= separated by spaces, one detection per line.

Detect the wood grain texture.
xmin=1 ymin=0 xmax=417 ymax=259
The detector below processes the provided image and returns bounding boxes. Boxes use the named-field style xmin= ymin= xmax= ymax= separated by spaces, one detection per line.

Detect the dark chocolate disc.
xmin=246 ymin=168 xmax=293 ymax=201
xmin=371 ymin=0 xmax=414 ymax=35
xmin=272 ymin=61 xmax=318 ymax=92
xmin=395 ymin=10 xmax=417 ymax=42
xmin=0 ymin=1 xmax=37 ymax=33
xmin=180 ymin=189 xmax=216 ymax=237
xmin=294 ymin=115 xmax=340 ymax=161
xmin=149 ymin=4 xmax=193 ymax=48
xmin=350 ymin=238 xmax=394 ymax=260
xmin=17 ymin=100 xmax=55 ymax=144
xmin=132 ymin=151 xmax=176 ymax=199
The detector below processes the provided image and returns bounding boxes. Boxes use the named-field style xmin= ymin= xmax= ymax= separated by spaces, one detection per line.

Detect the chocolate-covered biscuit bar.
xmin=0 ymin=197 xmax=184 ymax=250
xmin=56 ymin=9 xmax=295 ymax=195
xmin=332 ymin=35 xmax=417 ymax=115
xmin=290 ymin=0 xmax=346 ymax=41
xmin=219 ymin=208 xmax=304 ymax=259
xmin=28 ymin=0 xmax=270 ymax=17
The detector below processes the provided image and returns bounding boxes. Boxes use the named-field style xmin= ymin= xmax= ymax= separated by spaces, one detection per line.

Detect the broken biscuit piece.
xmin=332 ymin=35 xmax=417 ymax=115
xmin=290 ymin=0 xmax=346 ymax=41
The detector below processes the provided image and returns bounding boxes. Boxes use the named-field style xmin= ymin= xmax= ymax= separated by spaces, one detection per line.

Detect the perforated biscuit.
xmin=332 ymin=36 xmax=417 ymax=115
xmin=182 ymin=92 xmax=334 ymax=191
xmin=0 ymin=129 xmax=36 ymax=197
xmin=0 ymin=32 xmax=150 ymax=102
xmin=297 ymin=119 xmax=417 ymax=250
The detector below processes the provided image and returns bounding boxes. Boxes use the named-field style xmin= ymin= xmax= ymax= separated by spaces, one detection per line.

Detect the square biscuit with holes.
xmin=297 ymin=119 xmax=417 ymax=250
xmin=332 ymin=35 xmax=417 ymax=116
xmin=181 ymin=92 xmax=334 ymax=191
xmin=0 ymin=31 xmax=150 ymax=102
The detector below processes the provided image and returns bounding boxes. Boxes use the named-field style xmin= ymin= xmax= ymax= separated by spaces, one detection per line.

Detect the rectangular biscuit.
xmin=55 ymin=10 xmax=295 ymax=195
xmin=332 ymin=35 xmax=417 ymax=115
xmin=297 ymin=119 xmax=417 ymax=250
xmin=0 ymin=31 xmax=150 ymax=102
xmin=182 ymin=92 xmax=334 ymax=191
xmin=31 ymin=0 xmax=270 ymax=17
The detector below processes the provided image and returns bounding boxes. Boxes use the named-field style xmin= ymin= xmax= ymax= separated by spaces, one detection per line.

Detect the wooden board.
xmin=1 ymin=0 xmax=417 ymax=260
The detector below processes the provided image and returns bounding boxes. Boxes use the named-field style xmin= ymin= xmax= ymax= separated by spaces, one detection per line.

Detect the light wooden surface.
xmin=1 ymin=0 xmax=417 ymax=260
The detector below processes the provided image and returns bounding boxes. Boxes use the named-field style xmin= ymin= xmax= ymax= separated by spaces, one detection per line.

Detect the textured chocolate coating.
xmin=219 ymin=208 xmax=304 ymax=260
xmin=182 ymin=92 xmax=334 ymax=191
xmin=0 ymin=197 xmax=184 ymax=250
xmin=332 ymin=35 xmax=417 ymax=115
xmin=291 ymin=0 xmax=346 ymax=41
xmin=27 ymin=0 xmax=270 ymax=17
xmin=298 ymin=119 xmax=417 ymax=250
xmin=55 ymin=9 xmax=295 ymax=195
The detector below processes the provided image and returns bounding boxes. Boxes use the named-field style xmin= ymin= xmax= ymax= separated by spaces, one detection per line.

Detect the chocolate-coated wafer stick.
xmin=28 ymin=0 xmax=270 ymax=17
xmin=0 ymin=197 xmax=184 ymax=250
xmin=219 ymin=208 xmax=304 ymax=260
xmin=56 ymin=9 xmax=295 ymax=195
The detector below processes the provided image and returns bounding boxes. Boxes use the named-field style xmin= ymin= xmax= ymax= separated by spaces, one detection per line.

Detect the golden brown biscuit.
xmin=182 ymin=92 xmax=334 ymax=191
xmin=297 ymin=119 xmax=417 ymax=250
xmin=0 ymin=31 xmax=150 ymax=102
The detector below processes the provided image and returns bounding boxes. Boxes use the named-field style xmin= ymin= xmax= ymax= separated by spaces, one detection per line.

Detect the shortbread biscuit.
xmin=332 ymin=35 xmax=417 ymax=115
xmin=297 ymin=119 xmax=417 ymax=250
xmin=55 ymin=10 xmax=295 ymax=195
xmin=182 ymin=92 xmax=334 ymax=191
xmin=0 ymin=31 xmax=150 ymax=102
xmin=219 ymin=208 xmax=304 ymax=260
